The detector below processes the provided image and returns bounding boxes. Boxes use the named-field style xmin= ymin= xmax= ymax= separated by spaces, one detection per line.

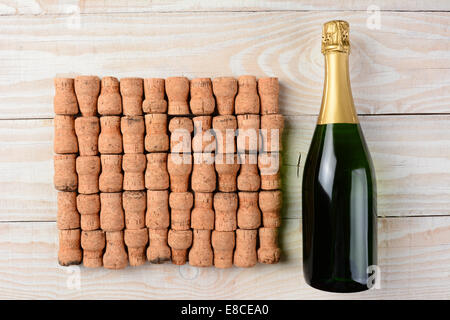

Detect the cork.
xmin=260 ymin=114 xmax=284 ymax=152
xmin=121 ymin=116 xmax=145 ymax=154
xmin=98 ymin=76 xmax=122 ymax=115
xmin=211 ymin=231 xmax=235 ymax=268
xmin=74 ymin=75 xmax=100 ymax=116
xmin=147 ymin=228 xmax=171 ymax=264
xmin=166 ymin=77 xmax=190 ymax=115
xmin=58 ymin=229 xmax=82 ymax=266
xmin=145 ymin=153 xmax=170 ymax=190
xmin=190 ymin=78 xmax=215 ymax=115
xmin=167 ymin=153 xmax=192 ymax=192
xmin=258 ymin=152 xmax=281 ymax=190
xmin=192 ymin=153 xmax=216 ymax=193
xmin=212 ymin=115 xmax=237 ymax=154
xmin=74 ymin=116 xmax=99 ymax=156
xmin=259 ymin=190 xmax=282 ymax=228
xmin=258 ymin=77 xmax=279 ymax=115
xmin=189 ymin=229 xmax=213 ymax=267
xmin=123 ymin=190 xmax=146 ymax=230
xmin=169 ymin=192 xmax=193 ymax=231
xmin=99 ymin=155 xmax=123 ymax=193
xmin=77 ymin=194 xmax=100 ymax=231
xmin=124 ymin=228 xmax=148 ymax=266
xmin=213 ymin=192 xmax=237 ymax=231
xmin=235 ymin=75 xmax=260 ymax=115
xmin=144 ymin=113 xmax=169 ymax=152
xmin=103 ymin=231 xmax=128 ymax=269
xmin=122 ymin=153 xmax=146 ymax=190
xmin=98 ymin=116 xmax=123 ymax=154
xmin=100 ymin=192 xmax=124 ymax=232
xmin=120 ymin=77 xmax=143 ymax=116
xmin=212 ymin=77 xmax=237 ymax=115
xmin=54 ymin=154 xmax=77 ymax=192
xmin=193 ymin=117 xmax=215 ymax=155
xmin=54 ymin=115 xmax=78 ymax=154
xmin=214 ymin=153 xmax=240 ymax=192
xmin=143 ymin=78 xmax=167 ymax=113
xmin=236 ymin=114 xmax=260 ymax=153
xmin=237 ymin=153 xmax=260 ymax=191
xmin=146 ymin=190 xmax=170 ymax=229
xmin=233 ymin=229 xmax=257 ymax=268
xmin=57 ymin=191 xmax=80 ymax=230
xmin=76 ymin=156 xmax=100 ymax=194
xmin=54 ymin=78 xmax=79 ymax=115
xmin=168 ymin=229 xmax=192 ymax=265
xmin=81 ymin=230 xmax=105 ymax=268
xmin=258 ymin=227 xmax=281 ymax=264
xmin=237 ymin=192 xmax=261 ymax=229
xmin=168 ymin=117 xmax=193 ymax=153
xmin=191 ymin=192 xmax=214 ymax=230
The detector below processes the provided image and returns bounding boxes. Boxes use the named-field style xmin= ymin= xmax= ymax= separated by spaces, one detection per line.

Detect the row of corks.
xmin=54 ymin=75 xmax=284 ymax=269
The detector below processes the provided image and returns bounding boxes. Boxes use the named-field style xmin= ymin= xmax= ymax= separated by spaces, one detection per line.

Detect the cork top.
xmin=321 ymin=20 xmax=350 ymax=54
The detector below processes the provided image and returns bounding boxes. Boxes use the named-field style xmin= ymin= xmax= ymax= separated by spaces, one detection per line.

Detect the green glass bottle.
xmin=302 ymin=20 xmax=377 ymax=293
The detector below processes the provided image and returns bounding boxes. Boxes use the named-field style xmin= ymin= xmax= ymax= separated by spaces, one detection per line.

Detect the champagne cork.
xmin=192 ymin=153 xmax=216 ymax=193
xmin=146 ymin=190 xmax=169 ymax=229
xmin=124 ymin=228 xmax=148 ymax=266
xmin=98 ymin=116 xmax=122 ymax=154
xmin=237 ymin=153 xmax=260 ymax=191
xmin=120 ymin=77 xmax=143 ymax=116
xmin=75 ymin=116 xmax=99 ymax=156
xmin=260 ymin=114 xmax=284 ymax=152
xmin=169 ymin=192 xmax=193 ymax=231
xmin=57 ymin=192 xmax=80 ymax=230
xmin=98 ymin=76 xmax=122 ymax=115
xmin=258 ymin=227 xmax=281 ymax=264
xmin=103 ymin=231 xmax=128 ymax=269
xmin=58 ymin=229 xmax=82 ymax=266
xmin=259 ymin=190 xmax=282 ymax=228
xmin=81 ymin=230 xmax=105 ymax=268
xmin=212 ymin=115 xmax=237 ymax=154
xmin=121 ymin=116 xmax=145 ymax=154
xmin=191 ymin=192 xmax=214 ymax=230
xmin=77 ymin=194 xmax=100 ymax=231
xmin=145 ymin=153 xmax=170 ymax=190
xmin=99 ymin=155 xmax=123 ymax=193
xmin=147 ymin=228 xmax=171 ymax=264
xmin=145 ymin=114 xmax=169 ymax=152
xmin=190 ymin=78 xmax=215 ymax=115
xmin=189 ymin=229 xmax=213 ymax=267
xmin=237 ymin=114 xmax=260 ymax=153
xmin=166 ymin=77 xmax=190 ymax=115
xmin=192 ymin=116 xmax=215 ymax=153
xmin=233 ymin=229 xmax=257 ymax=268
xmin=168 ymin=229 xmax=192 ymax=265
xmin=123 ymin=191 xmax=146 ymax=230
xmin=54 ymin=154 xmax=77 ymax=192
xmin=167 ymin=153 xmax=192 ymax=192
xmin=235 ymin=75 xmax=260 ymax=115
xmin=54 ymin=78 xmax=79 ymax=115
xmin=76 ymin=156 xmax=100 ymax=194
xmin=168 ymin=117 xmax=193 ymax=153
xmin=258 ymin=77 xmax=279 ymax=115
xmin=258 ymin=152 xmax=281 ymax=190
xmin=214 ymin=153 xmax=239 ymax=192
xmin=74 ymin=75 xmax=100 ymax=116
xmin=237 ymin=192 xmax=261 ymax=229
xmin=211 ymin=231 xmax=235 ymax=268
xmin=54 ymin=115 xmax=78 ymax=154
xmin=143 ymin=78 xmax=167 ymax=113
xmin=100 ymin=192 xmax=124 ymax=231
xmin=213 ymin=192 xmax=237 ymax=231
xmin=122 ymin=153 xmax=146 ymax=190
xmin=212 ymin=77 xmax=237 ymax=115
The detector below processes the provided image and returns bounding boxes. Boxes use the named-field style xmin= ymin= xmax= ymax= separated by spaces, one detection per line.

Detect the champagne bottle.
xmin=302 ymin=20 xmax=377 ymax=292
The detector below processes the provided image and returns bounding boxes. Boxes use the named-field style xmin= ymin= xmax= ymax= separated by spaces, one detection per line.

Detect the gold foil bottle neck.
xmin=321 ymin=20 xmax=350 ymax=54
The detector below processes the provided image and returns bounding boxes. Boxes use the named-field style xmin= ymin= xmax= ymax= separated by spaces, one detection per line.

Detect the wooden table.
xmin=0 ymin=1 xmax=449 ymax=299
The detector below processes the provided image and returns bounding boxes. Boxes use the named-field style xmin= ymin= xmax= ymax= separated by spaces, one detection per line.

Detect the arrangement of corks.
xmin=54 ymin=75 xmax=284 ymax=269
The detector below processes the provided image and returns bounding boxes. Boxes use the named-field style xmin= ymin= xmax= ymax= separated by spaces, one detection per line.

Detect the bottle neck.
xmin=318 ymin=51 xmax=358 ymax=125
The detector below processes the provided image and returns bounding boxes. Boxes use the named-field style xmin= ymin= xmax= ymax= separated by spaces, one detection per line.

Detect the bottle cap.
xmin=321 ymin=20 xmax=350 ymax=54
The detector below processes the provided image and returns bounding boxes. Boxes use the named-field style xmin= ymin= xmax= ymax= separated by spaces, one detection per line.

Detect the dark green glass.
xmin=302 ymin=123 xmax=377 ymax=293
